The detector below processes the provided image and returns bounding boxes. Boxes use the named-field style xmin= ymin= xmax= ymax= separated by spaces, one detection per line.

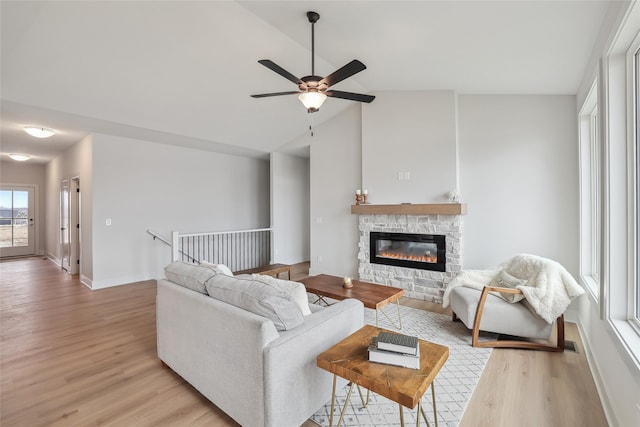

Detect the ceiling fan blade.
xmin=320 ymin=60 xmax=367 ymax=87
xmin=251 ymin=91 xmax=301 ymax=98
xmin=326 ymin=90 xmax=375 ymax=103
xmin=258 ymin=60 xmax=303 ymax=85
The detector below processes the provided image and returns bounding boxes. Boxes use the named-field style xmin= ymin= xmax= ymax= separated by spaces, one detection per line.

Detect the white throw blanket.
xmin=443 ymin=254 xmax=585 ymax=324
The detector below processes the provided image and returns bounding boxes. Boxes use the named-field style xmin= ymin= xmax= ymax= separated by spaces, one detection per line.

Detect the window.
xmin=578 ymin=79 xmax=601 ymax=299
xmin=633 ymin=45 xmax=640 ymax=328
xmin=595 ymin=3 xmax=640 ymax=368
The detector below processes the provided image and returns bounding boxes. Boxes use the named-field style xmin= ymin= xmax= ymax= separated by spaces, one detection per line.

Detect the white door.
xmin=61 ymin=180 xmax=71 ymax=271
xmin=68 ymin=177 xmax=80 ymax=275
xmin=0 ymin=186 xmax=35 ymax=257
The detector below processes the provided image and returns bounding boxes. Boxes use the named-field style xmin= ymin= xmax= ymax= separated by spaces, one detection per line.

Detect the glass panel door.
xmin=0 ymin=186 xmax=35 ymax=257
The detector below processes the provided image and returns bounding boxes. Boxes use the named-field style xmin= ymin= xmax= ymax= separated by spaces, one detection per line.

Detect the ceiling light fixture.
xmin=298 ymin=91 xmax=327 ymax=113
xmin=8 ymin=153 xmax=31 ymax=161
xmin=251 ymin=11 xmax=374 ymax=113
xmin=24 ymin=126 xmax=55 ymax=138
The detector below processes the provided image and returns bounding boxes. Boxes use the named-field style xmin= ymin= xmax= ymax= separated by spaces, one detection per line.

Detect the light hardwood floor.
xmin=0 ymin=258 xmax=608 ymax=426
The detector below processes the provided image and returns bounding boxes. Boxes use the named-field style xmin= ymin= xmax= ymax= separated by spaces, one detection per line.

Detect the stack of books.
xmin=368 ymin=331 xmax=420 ymax=369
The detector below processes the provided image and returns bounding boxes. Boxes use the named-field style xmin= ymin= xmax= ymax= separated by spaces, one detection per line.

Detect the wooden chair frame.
xmin=452 ymin=286 xmax=565 ymax=352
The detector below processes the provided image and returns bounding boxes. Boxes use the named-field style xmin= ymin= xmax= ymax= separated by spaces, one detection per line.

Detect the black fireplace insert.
xmin=370 ymin=232 xmax=446 ymax=272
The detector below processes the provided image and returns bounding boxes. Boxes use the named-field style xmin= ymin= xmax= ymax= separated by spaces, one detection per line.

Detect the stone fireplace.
xmin=353 ymin=203 xmax=465 ymax=303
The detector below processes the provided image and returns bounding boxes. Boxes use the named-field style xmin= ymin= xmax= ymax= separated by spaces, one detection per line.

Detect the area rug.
xmin=310 ymin=305 xmax=494 ymax=427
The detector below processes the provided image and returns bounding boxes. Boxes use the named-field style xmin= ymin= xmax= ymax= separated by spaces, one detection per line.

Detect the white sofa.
xmin=156 ymin=262 xmax=364 ymax=427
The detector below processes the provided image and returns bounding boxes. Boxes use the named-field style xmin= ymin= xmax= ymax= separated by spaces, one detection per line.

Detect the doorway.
xmin=60 ymin=178 xmax=81 ymax=275
xmin=0 ymin=185 xmax=35 ymax=257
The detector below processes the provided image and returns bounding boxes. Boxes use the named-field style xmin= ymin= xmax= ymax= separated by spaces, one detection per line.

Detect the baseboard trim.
xmin=576 ymin=320 xmax=618 ymax=427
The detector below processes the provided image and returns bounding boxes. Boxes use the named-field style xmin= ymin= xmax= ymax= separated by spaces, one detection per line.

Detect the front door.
xmin=0 ymin=186 xmax=35 ymax=257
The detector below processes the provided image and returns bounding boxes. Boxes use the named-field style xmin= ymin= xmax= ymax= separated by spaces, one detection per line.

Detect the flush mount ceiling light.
xmin=8 ymin=153 xmax=31 ymax=161
xmin=251 ymin=11 xmax=375 ymax=113
xmin=24 ymin=126 xmax=55 ymax=138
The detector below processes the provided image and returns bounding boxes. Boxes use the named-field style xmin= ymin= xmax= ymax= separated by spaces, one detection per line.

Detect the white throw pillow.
xmin=205 ymin=274 xmax=304 ymax=331
xmin=488 ymin=270 xmax=526 ymax=303
xmin=200 ymin=260 xmax=234 ymax=277
xmin=164 ymin=261 xmax=215 ymax=294
xmin=249 ymin=274 xmax=312 ymax=316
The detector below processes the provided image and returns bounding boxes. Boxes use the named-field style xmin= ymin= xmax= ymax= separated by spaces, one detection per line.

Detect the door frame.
xmin=0 ymin=184 xmax=37 ymax=258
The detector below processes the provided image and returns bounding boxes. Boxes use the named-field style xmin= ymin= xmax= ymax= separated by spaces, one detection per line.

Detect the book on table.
xmin=368 ymin=337 xmax=420 ymax=369
xmin=376 ymin=331 xmax=418 ymax=355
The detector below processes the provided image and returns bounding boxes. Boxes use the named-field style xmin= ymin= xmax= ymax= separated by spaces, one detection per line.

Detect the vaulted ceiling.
xmin=0 ymin=1 xmax=618 ymax=163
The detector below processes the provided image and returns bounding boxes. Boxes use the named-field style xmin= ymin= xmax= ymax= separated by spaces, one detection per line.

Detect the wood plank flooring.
xmin=0 ymin=258 xmax=608 ymax=426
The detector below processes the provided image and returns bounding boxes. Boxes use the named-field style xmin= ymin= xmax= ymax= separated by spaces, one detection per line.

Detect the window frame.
xmin=599 ymin=12 xmax=640 ymax=369
xmin=578 ymin=79 xmax=602 ymax=301
xmin=630 ymin=41 xmax=640 ymax=332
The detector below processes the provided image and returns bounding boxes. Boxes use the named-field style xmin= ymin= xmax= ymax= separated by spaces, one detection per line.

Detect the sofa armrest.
xmin=262 ymin=298 xmax=364 ymax=427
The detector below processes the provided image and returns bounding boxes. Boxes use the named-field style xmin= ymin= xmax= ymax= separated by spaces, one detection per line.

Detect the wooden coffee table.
xmin=317 ymin=324 xmax=449 ymax=427
xmin=300 ymin=274 xmax=405 ymax=329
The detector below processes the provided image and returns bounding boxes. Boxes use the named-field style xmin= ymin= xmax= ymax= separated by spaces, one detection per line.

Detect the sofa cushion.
xmin=164 ymin=261 xmax=215 ymax=294
xmin=205 ymin=274 xmax=304 ymax=331
xmin=249 ymin=274 xmax=312 ymax=316
xmin=200 ymin=260 xmax=234 ymax=277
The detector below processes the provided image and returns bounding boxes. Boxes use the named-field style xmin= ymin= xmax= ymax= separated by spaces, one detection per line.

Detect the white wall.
xmin=308 ymin=105 xmax=362 ymax=277
xmin=0 ymin=160 xmax=47 ymax=256
xmin=45 ymin=135 xmax=94 ymax=280
xmin=361 ymin=91 xmax=458 ymax=204
xmin=457 ymin=95 xmax=579 ymax=276
xmin=270 ymin=152 xmax=309 ymax=264
xmin=89 ymin=133 xmax=270 ymax=287
xmin=308 ymin=93 xmax=580 ymax=283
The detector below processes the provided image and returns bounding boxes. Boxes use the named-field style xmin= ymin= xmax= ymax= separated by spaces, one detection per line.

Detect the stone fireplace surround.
xmin=353 ymin=204 xmax=465 ymax=303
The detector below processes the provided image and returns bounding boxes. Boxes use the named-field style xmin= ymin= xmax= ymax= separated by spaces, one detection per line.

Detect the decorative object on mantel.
xmin=447 ymin=189 xmax=460 ymax=203
xmin=343 ymin=277 xmax=353 ymax=288
xmin=351 ymin=203 xmax=467 ymax=215
xmin=355 ymin=189 xmax=369 ymax=205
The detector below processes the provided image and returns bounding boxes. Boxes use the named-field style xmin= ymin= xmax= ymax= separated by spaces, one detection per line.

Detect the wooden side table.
xmin=233 ymin=263 xmax=291 ymax=279
xmin=317 ymin=325 xmax=449 ymax=427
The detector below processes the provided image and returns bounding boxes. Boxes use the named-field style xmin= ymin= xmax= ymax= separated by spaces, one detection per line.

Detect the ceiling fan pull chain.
xmin=309 ymin=115 xmax=314 ymax=137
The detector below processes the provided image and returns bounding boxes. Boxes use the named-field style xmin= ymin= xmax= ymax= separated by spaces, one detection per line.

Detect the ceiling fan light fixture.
xmin=298 ymin=91 xmax=327 ymax=113
xmin=24 ymin=126 xmax=55 ymax=138
xmin=8 ymin=153 xmax=31 ymax=161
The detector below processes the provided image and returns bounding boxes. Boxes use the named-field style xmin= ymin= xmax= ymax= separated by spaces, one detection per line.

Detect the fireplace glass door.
xmin=370 ymin=232 xmax=446 ymax=272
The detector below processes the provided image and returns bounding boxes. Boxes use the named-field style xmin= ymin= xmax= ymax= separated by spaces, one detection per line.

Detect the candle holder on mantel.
xmin=362 ymin=193 xmax=368 ymax=204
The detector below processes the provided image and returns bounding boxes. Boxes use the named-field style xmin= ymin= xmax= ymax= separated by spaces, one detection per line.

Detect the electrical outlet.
xmin=317 ymin=255 xmax=322 ymax=263
xmin=105 ymin=218 xmax=112 ymax=226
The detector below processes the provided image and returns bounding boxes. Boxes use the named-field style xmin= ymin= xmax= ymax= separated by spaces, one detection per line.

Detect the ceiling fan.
xmin=251 ymin=11 xmax=375 ymax=113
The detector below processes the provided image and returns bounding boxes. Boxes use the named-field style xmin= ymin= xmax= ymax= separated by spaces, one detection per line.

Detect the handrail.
xmin=146 ymin=229 xmax=171 ymax=246
xmin=147 ymin=229 xmax=199 ymax=264
xmin=149 ymin=227 xmax=272 ymax=269
xmin=178 ymin=227 xmax=272 ymax=238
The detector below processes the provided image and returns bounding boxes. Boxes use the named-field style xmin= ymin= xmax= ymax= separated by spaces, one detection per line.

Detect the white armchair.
xmin=444 ymin=254 xmax=583 ymax=352
xmin=449 ymin=285 xmax=565 ymax=351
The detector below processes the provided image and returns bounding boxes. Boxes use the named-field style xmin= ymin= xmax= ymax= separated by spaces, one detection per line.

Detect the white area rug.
xmin=310 ymin=305 xmax=494 ymax=427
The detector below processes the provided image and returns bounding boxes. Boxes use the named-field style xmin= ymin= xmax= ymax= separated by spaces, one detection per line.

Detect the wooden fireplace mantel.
xmin=351 ymin=203 xmax=467 ymax=215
